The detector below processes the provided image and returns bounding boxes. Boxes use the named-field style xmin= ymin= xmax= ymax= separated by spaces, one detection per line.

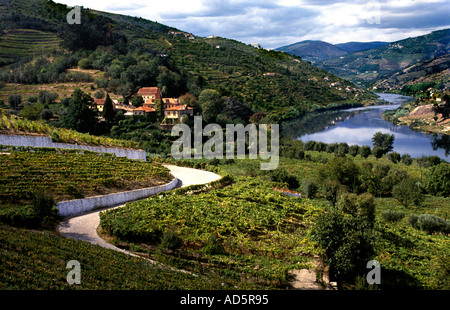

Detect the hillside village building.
xmin=93 ymin=87 xmax=193 ymax=124
xmin=133 ymin=87 xmax=194 ymax=123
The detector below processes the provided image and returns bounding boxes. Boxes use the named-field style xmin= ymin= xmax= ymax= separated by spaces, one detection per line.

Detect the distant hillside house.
xmin=133 ymin=106 xmax=156 ymax=116
xmin=137 ymin=87 xmax=162 ymax=104
xmin=134 ymin=87 xmax=194 ymax=124
xmin=94 ymin=98 xmax=105 ymax=112
xmin=164 ymin=105 xmax=194 ymax=121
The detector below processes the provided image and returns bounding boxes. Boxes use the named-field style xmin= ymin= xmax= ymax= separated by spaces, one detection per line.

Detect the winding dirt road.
xmin=57 ymin=164 xmax=221 ymax=255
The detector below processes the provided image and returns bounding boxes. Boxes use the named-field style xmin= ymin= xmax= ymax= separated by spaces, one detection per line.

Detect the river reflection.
xmin=282 ymin=94 xmax=449 ymax=160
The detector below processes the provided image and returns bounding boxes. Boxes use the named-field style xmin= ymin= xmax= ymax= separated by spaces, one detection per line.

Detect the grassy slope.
xmin=0 ymin=223 xmax=241 ymax=290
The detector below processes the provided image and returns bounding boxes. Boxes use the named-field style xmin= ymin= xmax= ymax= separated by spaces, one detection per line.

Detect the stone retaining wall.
xmin=56 ymin=177 xmax=179 ymax=217
xmin=0 ymin=134 xmax=146 ymax=161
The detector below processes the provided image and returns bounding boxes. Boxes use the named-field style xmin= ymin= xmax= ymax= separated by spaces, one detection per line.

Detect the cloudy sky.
xmin=58 ymin=0 xmax=450 ymax=49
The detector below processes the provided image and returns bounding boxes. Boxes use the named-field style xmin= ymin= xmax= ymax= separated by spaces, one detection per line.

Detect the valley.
xmin=0 ymin=0 xmax=448 ymax=297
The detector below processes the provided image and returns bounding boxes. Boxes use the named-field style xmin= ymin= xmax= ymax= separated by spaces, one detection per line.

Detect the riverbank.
xmin=382 ymin=99 xmax=450 ymax=136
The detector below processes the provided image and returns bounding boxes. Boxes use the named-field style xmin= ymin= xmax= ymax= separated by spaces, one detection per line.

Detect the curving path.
xmin=57 ymin=164 xmax=221 ymax=257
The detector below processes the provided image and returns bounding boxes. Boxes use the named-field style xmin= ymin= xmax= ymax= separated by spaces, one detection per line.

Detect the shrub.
xmin=401 ymin=154 xmax=413 ymax=165
xmin=325 ymin=143 xmax=338 ymax=153
xmin=161 ymin=230 xmax=183 ymax=250
xmin=372 ymin=146 xmax=385 ymax=159
xmin=337 ymin=193 xmax=376 ymax=225
xmin=424 ymin=163 xmax=450 ymax=197
xmin=335 ymin=143 xmax=349 ymax=157
xmin=202 ymin=234 xmax=225 ymax=255
xmin=302 ymin=179 xmax=318 ymax=199
xmin=381 ymin=210 xmax=405 ymax=222
xmin=359 ymin=146 xmax=371 ymax=158
xmin=321 ymin=179 xmax=346 ymax=207
xmin=393 ymin=177 xmax=424 ymax=207
xmin=32 ymin=190 xmax=57 ymax=218
xmin=348 ymin=145 xmax=360 ymax=157
xmin=408 ymin=214 xmax=450 ymax=234
xmin=304 ymin=140 xmax=316 ymax=151
xmin=427 ymin=156 xmax=441 ymax=166
xmin=318 ymin=156 xmax=360 ymax=192
xmin=270 ymin=168 xmax=299 ymax=190
xmin=387 ymin=152 xmax=401 ymax=163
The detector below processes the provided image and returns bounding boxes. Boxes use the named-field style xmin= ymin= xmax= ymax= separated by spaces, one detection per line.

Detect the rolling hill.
xmin=335 ymin=41 xmax=390 ymax=53
xmin=276 ymin=40 xmax=390 ymax=63
xmin=275 ymin=40 xmax=347 ymax=63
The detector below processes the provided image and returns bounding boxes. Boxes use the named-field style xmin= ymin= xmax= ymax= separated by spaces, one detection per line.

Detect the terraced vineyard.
xmin=100 ymin=176 xmax=323 ymax=287
xmin=0 ymin=146 xmax=172 ymax=204
xmin=0 ymin=223 xmax=241 ymax=290
xmin=0 ymin=29 xmax=61 ymax=65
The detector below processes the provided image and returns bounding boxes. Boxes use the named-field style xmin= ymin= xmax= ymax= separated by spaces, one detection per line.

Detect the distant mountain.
xmin=276 ymin=40 xmax=391 ymax=63
xmin=317 ymin=28 xmax=450 ymax=86
xmin=335 ymin=41 xmax=390 ymax=53
xmin=275 ymin=40 xmax=347 ymax=63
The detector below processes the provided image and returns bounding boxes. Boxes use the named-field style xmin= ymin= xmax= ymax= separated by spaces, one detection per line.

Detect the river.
xmin=282 ymin=93 xmax=449 ymax=160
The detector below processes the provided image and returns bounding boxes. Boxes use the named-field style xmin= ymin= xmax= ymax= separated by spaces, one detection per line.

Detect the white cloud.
xmin=56 ymin=0 xmax=450 ymax=48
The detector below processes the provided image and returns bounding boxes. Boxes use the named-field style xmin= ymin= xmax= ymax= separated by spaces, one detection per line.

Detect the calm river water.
xmin=283 ymin=93 xmax=449 ymax=160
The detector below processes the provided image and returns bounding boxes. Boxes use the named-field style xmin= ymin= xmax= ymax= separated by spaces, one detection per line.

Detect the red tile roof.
xmin=94 ymin=99 xmax=105 ymax=105
xmin=134 ymin=106 xmax=156 ymax=112
xmin=165 ymin=105 xmax=193 ymax=111
xmin=137 ymin=87 xmax=162 ymax=97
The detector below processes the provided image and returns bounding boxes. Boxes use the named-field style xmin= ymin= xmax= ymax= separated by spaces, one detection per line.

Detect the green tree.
xmin=372 ymin=132 xmax=395 ymax=155
xmin=359 ymin=145 xmax=371 ymax=158
xmin=131 ymin=95 xmax=144 ymax=108
xmin=154 ymin=98 xmax=164 ymax=122
xmin=372 ymin=146 xmax=385 ymax=159
xmin=21 ymin=103 xmax=44 ymax=121
xmin=433 ymin=97 xmax=450 ymax=120
xmin=321 ymin=179 xmax=346 ymax=207
xmin=199 ymin=89 xmax=224 ymax=123
xmin=61 ymin=88 xmax=98 ymax=134
xmin=393 ymin=177 xmax=424 ymax=207
xmin=8 ymin=94 xmax=21 ymax=110
xmin=424 ymin=163 xmax=450 ymax=197
xmin=102 ymin=93 xmax=115 ymax=122
xmin=387 ymin=152 xmax=401 ymax=163
xmin=311 ymin=202 xmax=376 ymax=288
xmin=302 ymin=179 xmax=318 ymax=199
xmin=318 ymin=156 xmax=360 ymax=192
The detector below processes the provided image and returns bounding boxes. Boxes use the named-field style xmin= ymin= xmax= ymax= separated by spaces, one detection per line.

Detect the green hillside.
xmin=0 ymin=0 xmax=377 ymax=122
xmin=318 ymin=29 xmax=450 ymax=87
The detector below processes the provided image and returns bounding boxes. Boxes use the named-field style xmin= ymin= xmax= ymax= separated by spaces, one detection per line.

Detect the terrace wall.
xmin=0 ymin=134 xmax=146 ymax=161
xmin=56 ymin=177 xmax=179 ymax=216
